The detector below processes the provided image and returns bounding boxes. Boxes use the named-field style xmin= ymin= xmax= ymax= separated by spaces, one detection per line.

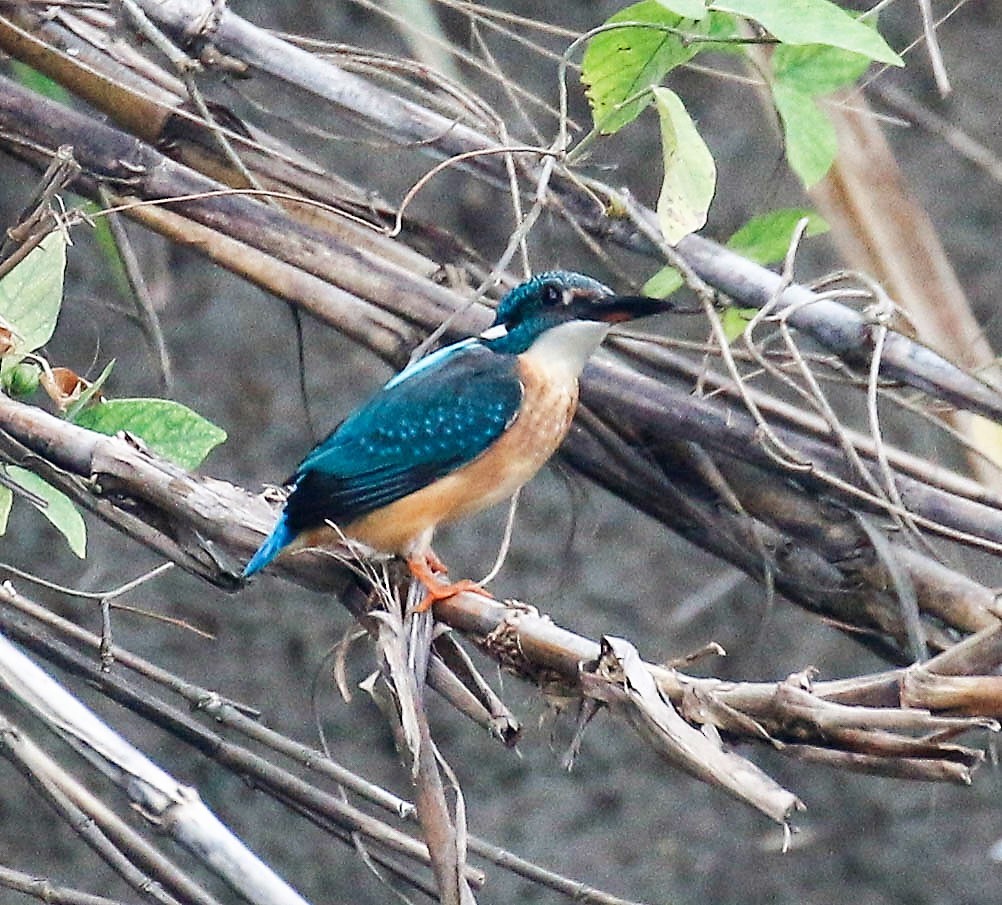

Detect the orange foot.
xmin=406 ymin=552 xmax=493 ymax=613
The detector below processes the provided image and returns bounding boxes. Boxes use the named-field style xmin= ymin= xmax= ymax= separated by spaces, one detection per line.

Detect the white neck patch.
xmin=479 ymin=323 xmax=509 ymax=341
xmin=521 ymin=320 xmax=611 ymax=378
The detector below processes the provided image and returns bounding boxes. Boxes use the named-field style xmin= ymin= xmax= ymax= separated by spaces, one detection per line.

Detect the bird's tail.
xmin=243 ymin=514 xmax=294 ymax=578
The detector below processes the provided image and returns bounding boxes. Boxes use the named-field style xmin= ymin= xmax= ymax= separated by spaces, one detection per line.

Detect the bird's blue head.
xmin=480 ymin=271 xmax=662 ymax=355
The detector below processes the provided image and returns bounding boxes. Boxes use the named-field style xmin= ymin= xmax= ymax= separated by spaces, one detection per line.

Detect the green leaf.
xmin=653 ymin=86 xmax=716 ymax=244
xmin=770 ymin=80 xmax=838 ymax=187
xmin=721 ymin=306 xmax=756 ymax=342
xmin=63 ymin=359 xmax=116 ymax=423
xmin=0 ymin=485 xmax=12 ymax=535
xmin=722 ymin=205 xmax=829 ymax=341
xmin=656 ymin=0 xmax=707 ymax=18
xmin=10 ymin=61 xmax=73 ymax=104
xmin=84 ymin=201 xmax=133 ymax=302
xmin=710 ymin=0 xmax=902 ymax=64
xmin=643 ymin=265 xmax=684 ymax=298
xmin=726 ymin=208 xmax=829 ymax=264
xmin=767 ymin=19 xmax=878 ymax=190
xmin=699 ymin=11 xmax=746 ymax=53
xmin=73 ymin=398 xmax=227 ymax=470
xmin=648 ymin=209 xmax=829 ymax=303
xmin=581 ymin=2 xmax=700 ymax=135
xmin=772 ymin=41 xmax=873 ymax=96
xmin=6 ymin=466 xmax=86 ymax=558
xmin=0 ymin=231 xmax=67 ymax=369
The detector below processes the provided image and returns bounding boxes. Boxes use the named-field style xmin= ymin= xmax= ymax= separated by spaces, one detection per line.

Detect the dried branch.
xmin=0 ymin=582 xmax=642 ymax=905
xmin=0 ymin=863 xmax=139 ymax=905
xmin=0 ymin=631 xmax=313 ymax=905
xmin=438 ymin=594 xmax=993 ymax=778
xmin=0 ymin=2 xmax=999 ymax=897
xmin=0 ymin=710 xmax=210 ymax=905
xmin=0 ymin=385 xmax=992 ymax=825
xmin=580 ymin=636 xmax=803 ymax=824
xmin=0 ymin=603 xmax=486 ymax=893
xmin=1 ymin=12 xmax=1000 ymax=554
xmin=3 ymin=3 xmax=1000 ymax=428
xmin=367 ymin=578 xmax=477 ymax=904
xmin=0 ymin=314 xmax=996 ymax=669
xmin=108 ymin=0 xmax=1002 ymax=422
xmin=3 ymin=79 xmax=1002 ymax=660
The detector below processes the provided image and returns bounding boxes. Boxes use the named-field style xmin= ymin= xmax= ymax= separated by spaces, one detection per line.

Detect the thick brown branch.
xmin=0 ymin=67 xmax=1001 ymax=664
xmin=0 ymin=394 xmax=991 ymax=815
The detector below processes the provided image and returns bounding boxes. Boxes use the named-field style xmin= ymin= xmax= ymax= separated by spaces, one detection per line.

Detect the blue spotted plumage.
xmin=280 ymin=343 xmax=523 ymax=539
xmin=243 ymin=271 xmax=662 ymax=591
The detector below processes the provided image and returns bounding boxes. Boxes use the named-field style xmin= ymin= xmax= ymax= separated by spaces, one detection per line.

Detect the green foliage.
xmin=770 ymin=39 xmax=875 ymax=187
xmin=698 ymin=10 xmax=747 ymax=53
xmin=653 ymin=87 xmax=716 ymax=245
xmin=709 ymin=0 xmax=901 ymax=64
xmin=583 ymin=0 xmax=901 ymax=239
xmin=0 ymin=484 xmax=12 ymax=535
xmin=0 ymin=228 xmax=86 ymax=556
xmin=85 ymin=201 xmax=134 ymax=302
xmin=581 ymin=2 xmax=701 ymax=134
xmin=4 ymin=362 xmax=41 ymax=398
xmin=0 ymin=221 xmax=226 ymax=561
xmin=719 ymin=307 xmax=755 ymax=340
xmin=74 ymin=399 xmax=227 ymax=471
xmin=722 ymin=208 xmax=830 ymax=338
xmin=9 ymin=61 xmax=73 ymax=104
xmin=771 ymin=41 xmax=874 ymax=94
xmin=63 ymin=359 xmax=116 ymax=422
xmin=654 ymin=0 xmax=708 ymax=19
xmin=2 ymin=466 xmax=86 ymax=558
xmin=770 ymin=81 xmax=838 ymax=187
xmin=643 ymin=206 xmax=829 ymax=299
xmin=643 ymin=265 xmax=684 ymax=298
xmin=0 ymin=231 xmax=66 ymax=380
xmin=725 ymin=207 xmax=829 ymax=263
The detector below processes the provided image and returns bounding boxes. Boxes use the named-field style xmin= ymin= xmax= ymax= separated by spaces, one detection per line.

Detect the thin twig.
xmin=0 ymin=863 xmax=137 ymax=905
xmin=96 ymin=187 xmax=171 ymax=390
xmin=916 ymin=0 xmax=952 ymax=96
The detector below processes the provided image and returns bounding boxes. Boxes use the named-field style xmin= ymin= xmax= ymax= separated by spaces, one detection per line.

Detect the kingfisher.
xmin=243 ymin=271 xmax=661 ymax=607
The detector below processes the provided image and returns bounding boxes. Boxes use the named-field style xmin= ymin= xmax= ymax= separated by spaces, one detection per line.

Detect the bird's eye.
xmin=543 ymin=284 xmax=562 ymax=306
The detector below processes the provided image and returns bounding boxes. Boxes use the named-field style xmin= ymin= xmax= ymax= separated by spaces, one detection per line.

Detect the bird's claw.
xmin=424 ymin=548 xmax=449 ymax=575
xmin=413 ymin=578 xmax=489 ymax=613
xmin=406 ymin=553 xmax=493 ymax=613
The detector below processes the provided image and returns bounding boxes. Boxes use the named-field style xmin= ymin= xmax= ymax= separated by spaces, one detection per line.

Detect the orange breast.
xmin=337 ymin=353 xmax=580 ymax=555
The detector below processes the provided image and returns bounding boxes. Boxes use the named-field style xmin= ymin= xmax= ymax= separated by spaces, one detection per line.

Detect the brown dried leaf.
xmin=39 ymin=366 xmax=96 ymax=411
xmin=0 ymin=326 xmax=17 ymax=356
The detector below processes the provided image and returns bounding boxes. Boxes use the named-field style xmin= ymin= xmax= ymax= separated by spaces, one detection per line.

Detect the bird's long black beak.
xmin=570 ymin=293 xmax=667 ymax=324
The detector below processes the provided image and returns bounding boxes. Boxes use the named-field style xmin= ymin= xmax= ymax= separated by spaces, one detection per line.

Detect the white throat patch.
xmin=478 ymin=323 xmax=509 ymax=341
xmin=521 ymin=320 xmax=611 ymax=378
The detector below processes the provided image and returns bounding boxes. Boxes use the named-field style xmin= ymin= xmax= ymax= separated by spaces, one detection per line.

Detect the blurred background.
xmin=1 ymin=1 xmax=1001 ymax=903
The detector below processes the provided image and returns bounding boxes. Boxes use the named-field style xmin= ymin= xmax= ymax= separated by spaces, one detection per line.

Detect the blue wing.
xmin=244 ymin=341 xmax=522 ymax=576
